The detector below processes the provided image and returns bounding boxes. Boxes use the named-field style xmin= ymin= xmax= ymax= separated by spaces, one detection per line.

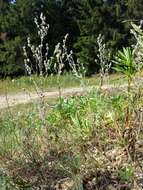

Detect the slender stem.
xmin=100 ymin=73 xmax=104 ymax=89
xmin=126 ymin=76 xmax=132 ymax=128
xmin=57 ymin=75 xmax=62 ymax=100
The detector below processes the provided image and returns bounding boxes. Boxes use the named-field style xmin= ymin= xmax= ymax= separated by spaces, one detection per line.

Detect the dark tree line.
xmin=0 ymin=0 xmax=143 ymax=77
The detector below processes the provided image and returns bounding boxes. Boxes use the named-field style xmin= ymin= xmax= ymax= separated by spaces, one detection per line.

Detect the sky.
xmin=11 ymin=0 xmax=16 ymax=3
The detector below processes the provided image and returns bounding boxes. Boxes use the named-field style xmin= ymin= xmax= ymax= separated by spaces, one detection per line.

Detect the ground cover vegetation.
xmin=0 ymin=11 xmax=143 ymax=190
xmin=0 ymin=73 xmax=125 ymax=95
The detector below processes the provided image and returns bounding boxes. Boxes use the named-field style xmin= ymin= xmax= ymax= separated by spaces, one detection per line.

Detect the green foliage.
xmin=0 ymin=83 xmax=143 ymax=188
xmin=113 ymin=47 xmax=135 ymax=79
xmin=1 ymin=0 xmax=143 ymax=77
xmin=0 ymin=174 xmax=17 ymax=190
xmin=48 ymin=95 xmax=93 ymax=143
xmin=112 ymin=47 xmax=136 ymax=127
xmin=0 ymin=0 xmax=77 ymax=77
xmin=118 ymin=166 xmax=134 ymax=181
xmin=72 ymin=0 xmax=132 ymax=74
xmin=1 ymin=1 xmax=143 ymax=188
xmin=0 ymin=37 xmax=24 ymax=77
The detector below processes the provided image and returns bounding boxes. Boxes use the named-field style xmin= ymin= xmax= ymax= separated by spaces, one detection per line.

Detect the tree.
xmin=0 ymin=1 xmax=43 ymax=76
xmin=0 ymin=0 xmax=77 ymax=77
xmin=1 ymin=0 xmax=143 ymax=77
xmin=71 ymin=0 xmax=129 ymax=74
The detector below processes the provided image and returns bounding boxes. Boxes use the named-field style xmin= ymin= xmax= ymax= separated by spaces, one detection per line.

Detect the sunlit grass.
xmin=0 ymin=73 xmax=126 ymax=95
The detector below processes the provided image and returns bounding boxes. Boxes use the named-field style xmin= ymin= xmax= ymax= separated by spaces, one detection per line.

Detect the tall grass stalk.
xmin=95 ymin=34 xmax=111 ymax=88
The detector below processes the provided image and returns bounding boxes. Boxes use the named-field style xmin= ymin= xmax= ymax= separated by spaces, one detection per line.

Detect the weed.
xmin=118 ymin=166 xmax=134 ymax=182
xmin=95 ymin=34 xmax=111 ymax=88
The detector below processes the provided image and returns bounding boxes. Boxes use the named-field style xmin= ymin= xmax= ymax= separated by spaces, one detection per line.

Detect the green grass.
xmin=0 ymin=73 xmax=125 ymax=95
xmin=0 ymin=74 xmax=80 ymax=95
xmin=0 ymin=96 xmax=57 ymax=116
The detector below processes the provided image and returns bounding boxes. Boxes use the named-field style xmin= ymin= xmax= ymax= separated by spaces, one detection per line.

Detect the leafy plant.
xmin=118 ymin=166 xmax=134 ymax=182
xmin=113 ymin=47 xmax=135 ymax=93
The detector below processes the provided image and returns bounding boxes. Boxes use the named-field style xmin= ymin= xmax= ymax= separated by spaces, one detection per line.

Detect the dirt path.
xmin=0 ymin=85 xmax=125 ymax=109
